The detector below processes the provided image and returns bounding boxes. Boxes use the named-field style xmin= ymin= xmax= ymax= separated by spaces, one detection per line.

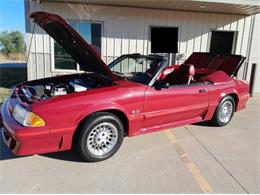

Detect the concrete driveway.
xmin=1 ymin=95 xmax=259 ymax=193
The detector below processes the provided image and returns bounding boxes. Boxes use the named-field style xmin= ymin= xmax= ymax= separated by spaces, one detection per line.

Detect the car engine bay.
xmin=15 ymin=73 xmax=114 ymax=103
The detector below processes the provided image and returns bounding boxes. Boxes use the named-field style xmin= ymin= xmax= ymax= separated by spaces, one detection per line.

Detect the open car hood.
xmin=185 ymin=52 xmax=245 ymax=76
xmin=30 ymin=12 xmax=118 ymax=81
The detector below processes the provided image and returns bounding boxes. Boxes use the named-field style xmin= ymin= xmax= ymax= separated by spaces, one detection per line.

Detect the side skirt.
xmin=132 ymin=116 xmax=202 ymax=136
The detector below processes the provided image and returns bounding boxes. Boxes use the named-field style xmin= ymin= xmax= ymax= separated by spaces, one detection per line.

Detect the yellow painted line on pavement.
xmin=164 ymin=129 xmax=213 ymax=193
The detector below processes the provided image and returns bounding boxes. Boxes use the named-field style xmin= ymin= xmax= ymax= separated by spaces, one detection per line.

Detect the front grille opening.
xmin=4 ymin=130 xmax=10 ymax=140
xmin=9 ymin=138 xmax=16 ymax=150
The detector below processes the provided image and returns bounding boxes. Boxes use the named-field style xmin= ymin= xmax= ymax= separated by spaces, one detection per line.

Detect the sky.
xmin=0 ymin=0 xmax=25 ymax=34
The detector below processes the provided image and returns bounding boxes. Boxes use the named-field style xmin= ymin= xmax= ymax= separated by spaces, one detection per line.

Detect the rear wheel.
xmin=210 ymin=95 xmax=235 ymax=126
xmin=75 ymin=112 xmax=124 ymax=162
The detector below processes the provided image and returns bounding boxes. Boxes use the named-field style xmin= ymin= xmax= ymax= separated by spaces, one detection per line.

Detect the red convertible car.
xmin=0 ymin=12 xmax=250 ymax=162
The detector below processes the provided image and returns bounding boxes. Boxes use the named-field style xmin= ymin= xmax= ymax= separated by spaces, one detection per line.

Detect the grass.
xmin=0 ymin=53 xmax=27 ymax=61
xmin=0 ymin=67 xmax=27 ymax=103
xmin=0 ymin=87 xmax=10 ymax=103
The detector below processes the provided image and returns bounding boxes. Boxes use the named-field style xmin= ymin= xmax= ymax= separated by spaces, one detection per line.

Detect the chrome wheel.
xmin=219 ymin=101 xmax=233 ymax=123
xmin=86 ymin=122 xmax=118 ymax=156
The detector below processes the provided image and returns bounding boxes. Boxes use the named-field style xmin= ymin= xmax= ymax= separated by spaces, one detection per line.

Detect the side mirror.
xmin=153 ymin=80 xmax=168 ymax=90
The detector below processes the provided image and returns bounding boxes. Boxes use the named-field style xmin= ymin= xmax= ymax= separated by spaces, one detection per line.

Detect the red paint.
xmin=0 ymin=72 xmax=249 ymax=156
xmin=0 ymin=12 xmax=250 ymax=157
xmin=185 ymin=52 xmax=245 ymax=77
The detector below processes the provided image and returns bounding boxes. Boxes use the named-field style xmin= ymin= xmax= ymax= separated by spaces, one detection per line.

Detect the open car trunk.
xmin=184 ymin=52 xmax=245 ymax=77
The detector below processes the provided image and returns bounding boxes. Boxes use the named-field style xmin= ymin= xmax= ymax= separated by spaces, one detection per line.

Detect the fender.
xmin=74 ymin=102 xmax=145 ymax=137
xmin=74 ymin=102 xmax=130 ymax=126
xmin=203 ymin=82 xmax=239 ymax=121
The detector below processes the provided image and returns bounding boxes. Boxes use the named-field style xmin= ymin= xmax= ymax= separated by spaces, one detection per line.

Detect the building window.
xmin=54 ymin=21 xmax=101 ymax=70
xmin=210 ymin=30 xmax=237 ymax=55
xmin=150 ymin=27 xmax=178 ymax=53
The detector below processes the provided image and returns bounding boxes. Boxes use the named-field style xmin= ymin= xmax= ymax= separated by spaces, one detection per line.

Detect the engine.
xmin=21 ymin=78 xmax=98 ymax=101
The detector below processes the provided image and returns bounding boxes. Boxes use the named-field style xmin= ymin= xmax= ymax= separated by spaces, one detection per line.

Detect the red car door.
xmin=141 ymin=84 xmax=209 ymax=131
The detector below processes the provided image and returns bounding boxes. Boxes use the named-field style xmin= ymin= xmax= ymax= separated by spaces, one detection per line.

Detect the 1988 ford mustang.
xmin=0 ymin=12 xmax=250 ymax=162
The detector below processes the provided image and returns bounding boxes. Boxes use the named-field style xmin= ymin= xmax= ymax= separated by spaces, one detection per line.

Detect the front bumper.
xmin=0 ymin=98 xmax=50 ymax=156
xmin=1 ymin=117 xmax=21 ymax=153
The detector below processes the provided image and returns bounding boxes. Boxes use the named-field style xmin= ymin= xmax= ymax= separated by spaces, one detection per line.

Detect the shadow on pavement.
xmin=0 ymin=136 xmax=83 ymax=162
xmin=192 ymin=121 xmax=213 ymax=126
xmin=41 ymin=150 xmax=85 ymax=163
xmin=0 ymin=120 xmax=213 ymax=162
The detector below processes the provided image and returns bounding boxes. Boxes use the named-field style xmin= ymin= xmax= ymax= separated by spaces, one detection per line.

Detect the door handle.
xmin=199 ymin=89 xmax=207 ymax=93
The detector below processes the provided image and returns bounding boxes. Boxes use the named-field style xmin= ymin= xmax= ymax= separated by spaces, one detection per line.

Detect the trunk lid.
xmin=30 ymin=12 xmax=118 ymax=81
xmin=185 ymin=52 xmax=245 ymax=76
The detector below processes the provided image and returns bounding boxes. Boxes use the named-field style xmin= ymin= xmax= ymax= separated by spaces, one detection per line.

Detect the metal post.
xmin=249 ymin=63 xmax=257 ymax=97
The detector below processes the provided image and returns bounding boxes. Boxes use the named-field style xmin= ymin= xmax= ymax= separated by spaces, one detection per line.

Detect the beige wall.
xmin=247 ymin=14 xmax=260 ymax=92
xmin=25 ymin=0 xmax=257 ymax=90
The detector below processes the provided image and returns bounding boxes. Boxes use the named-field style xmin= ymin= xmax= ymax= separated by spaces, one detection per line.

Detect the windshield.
xmin=108 ymin=55 xmax=165 ymax=84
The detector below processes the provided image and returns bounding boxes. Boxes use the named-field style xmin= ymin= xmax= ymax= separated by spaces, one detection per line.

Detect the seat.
xmin=158 ymin=65 xmax=179 ymax=80
xmin=162 ymin=64 xmax=195 ymax=85
xmin=199 ymin=70 xmax=232 ymax=83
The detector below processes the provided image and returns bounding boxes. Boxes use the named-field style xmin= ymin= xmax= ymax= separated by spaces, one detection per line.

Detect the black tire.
xmin=210 ymin=95 xmax=235 ymax=126
xmin=74 ymin=112 xmax=124 ymax=162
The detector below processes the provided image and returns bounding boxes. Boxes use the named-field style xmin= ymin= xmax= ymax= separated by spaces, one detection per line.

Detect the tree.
xmin=0 ymin=31 xmax=25 ymax=55
xmin=0 ymin=31 xmax=14 ymax=55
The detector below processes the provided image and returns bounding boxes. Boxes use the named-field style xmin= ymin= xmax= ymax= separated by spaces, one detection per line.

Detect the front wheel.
xmin=75 ymin=112 xmax=124 ymax=162
xmin=210 ymin=95 xmax=235 ymax=126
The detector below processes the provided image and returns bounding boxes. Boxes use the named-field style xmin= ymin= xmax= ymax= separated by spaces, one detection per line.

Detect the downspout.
xmin=243 ymin=14 xmax=256 ymax=80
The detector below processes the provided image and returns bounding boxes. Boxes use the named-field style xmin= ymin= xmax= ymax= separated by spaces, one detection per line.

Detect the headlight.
xmin=12 ymin=104 xmax=46 ymax=127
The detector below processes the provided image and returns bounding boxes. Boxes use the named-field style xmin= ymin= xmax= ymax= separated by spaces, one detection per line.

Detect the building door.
xmin=210 ymin=31 xmax=237 ymax=55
